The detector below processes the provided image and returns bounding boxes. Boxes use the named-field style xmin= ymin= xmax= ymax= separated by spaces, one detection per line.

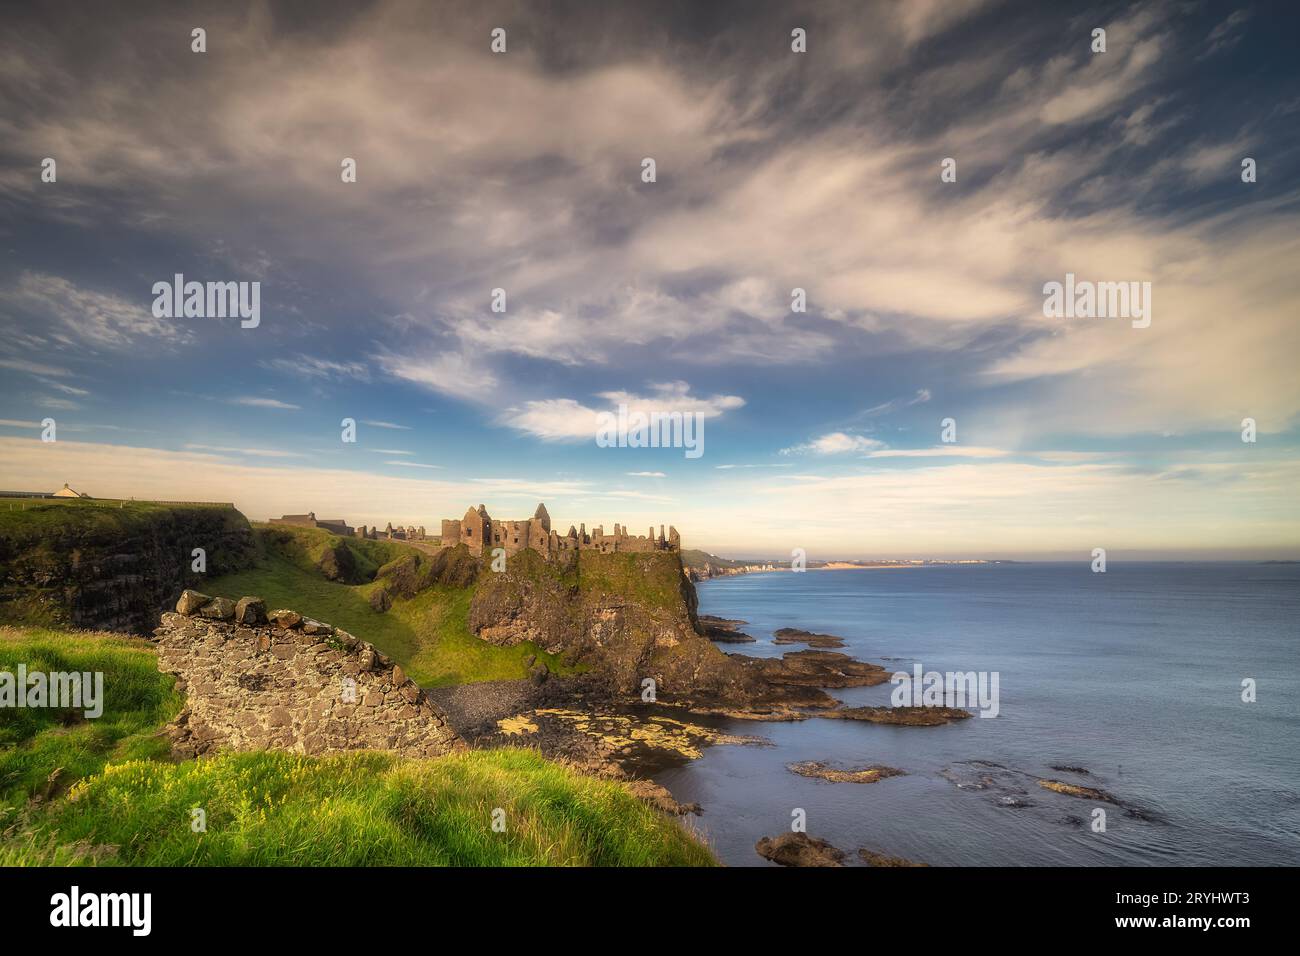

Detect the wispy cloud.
xmin=183 ymin=443 xmax=305 ymax=459
xmin=858 ymin=389 xmax=931 ymax=418
xmin=0 ymin=272 xmax=188 ymax=349
xmin=229 ymin=397 xmax=301 ymax=410
xmin=260 ymin=355 xmax=370 ymax=381
xmin=782 ymin=432 xmax=887 ymax=456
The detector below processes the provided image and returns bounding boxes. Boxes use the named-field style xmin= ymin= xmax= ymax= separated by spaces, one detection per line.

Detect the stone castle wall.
xmin=440 ymin=502 xmax=680 ymax=559
xmin=154 ymin=591 xmax=462 ymax=759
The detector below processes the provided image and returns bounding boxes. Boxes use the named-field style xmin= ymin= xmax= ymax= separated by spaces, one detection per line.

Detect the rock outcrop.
xmin=468 ymin=548 xmax=761 ymax=705
xmin=787 ymin=761 xmax=906 ymax=784
xmin=315 ymin=538 xmax=359 ymax=582
xmin=755 ymin=833 xmax=846 ymax=867
xmin=154 ymin=591 xmax=462 ymax=759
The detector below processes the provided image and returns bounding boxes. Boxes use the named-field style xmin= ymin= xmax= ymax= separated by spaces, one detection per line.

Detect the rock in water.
xmin=176 ymin=589 xmax=213 ymax=616
xmin=755 ymin=833 xmax=846 ymax=867
xmin=859 ymin=848 xmax=928 ymax=867
xmin=787 ymin=761 xmax=905 ymax=784
xmin=772 ymin=627 xmax=847 ymax=648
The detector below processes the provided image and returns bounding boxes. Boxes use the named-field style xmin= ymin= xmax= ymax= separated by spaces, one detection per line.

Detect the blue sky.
xmin=2 ymin=0 xmax=1298 ymax=558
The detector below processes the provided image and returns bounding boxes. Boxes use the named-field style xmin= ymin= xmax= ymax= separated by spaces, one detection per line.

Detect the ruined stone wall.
xmin=438 ymin=503 xmax=679 ymax=559
xmin=154 ymin=591 xmax=462 ymax=759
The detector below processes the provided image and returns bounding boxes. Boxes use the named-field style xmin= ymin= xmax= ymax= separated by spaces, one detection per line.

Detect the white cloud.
xmin=0 ymin=357 xmax=76 ymax=377
xmin=230 ymin=397 xmax=301 ymax=410
xmin=500 ymin=383 xmax=745 ymax=443
xmin=782 ymin=432 xmax=887 ymax=456
xmin=260 ymin=355 xmax=370 ymax=381
xmin=0 ymin=272 xmax=188 ymax=348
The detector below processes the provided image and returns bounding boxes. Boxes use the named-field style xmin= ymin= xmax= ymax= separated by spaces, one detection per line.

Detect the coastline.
xmin=661 ymin=561 xmax=1300 ymax=867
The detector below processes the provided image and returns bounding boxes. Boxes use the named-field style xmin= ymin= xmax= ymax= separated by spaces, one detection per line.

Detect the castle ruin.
xmin=271 ymin=512 xmax=427 ymax=541
xmin=439 ymin=503 xmax=679 ymax=558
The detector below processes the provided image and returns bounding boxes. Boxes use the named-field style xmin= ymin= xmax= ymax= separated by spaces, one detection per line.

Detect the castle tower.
xmin=533 ymin=502 xmax=551 ymax=533
xmin=461 ymin=505 xmax=491 ymax=554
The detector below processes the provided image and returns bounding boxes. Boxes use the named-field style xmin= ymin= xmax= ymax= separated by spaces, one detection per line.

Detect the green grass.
xmin=575 ymin=550 xmax=693 ymax=613
xmin=256 ymin=523 xmax=407 ymax=581
xmin=2 ymin=748 xmax=714 ymax=866
xmin=0 ymin=497 xmax=237 ymax=539
xmin=0 ymin=625 xmax=714 ymax=867
xmin=205 ymin=551 xmax=569 ymax=686
xmin=0 ymin=626 xmax=182 ymax=820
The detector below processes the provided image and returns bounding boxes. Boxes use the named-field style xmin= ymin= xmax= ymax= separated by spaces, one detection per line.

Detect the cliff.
xmin=467 ymin=547 xmax=759 ymax=704
xmin=0 ymin=500 xmax=257 ymax=632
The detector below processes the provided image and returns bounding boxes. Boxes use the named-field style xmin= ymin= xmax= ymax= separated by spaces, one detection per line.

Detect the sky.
xmin=1 ymin=0 xmax=1298 ymax=559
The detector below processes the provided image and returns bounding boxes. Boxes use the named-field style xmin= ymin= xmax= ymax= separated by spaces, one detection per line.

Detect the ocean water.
xmin=656 ymin=563 xmax=1300 ymax=866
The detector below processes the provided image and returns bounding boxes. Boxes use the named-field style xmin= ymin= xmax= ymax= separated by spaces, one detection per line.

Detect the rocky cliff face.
xmin=468 ymin=548 xmax=759 ymax=705
xmin=0 ymin=504 xmax=258 ymax=633
xmin=155 ymin=591 xmax=462 ymax=759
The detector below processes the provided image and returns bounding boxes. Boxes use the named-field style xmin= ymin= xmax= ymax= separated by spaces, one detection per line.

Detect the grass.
xmin=256 ymin=523 xmax=407 ymax=581
xmin=0 ymin=497 xmax=237 ymax=539
xmin=0 ymin=625 xmax=714 ymax=867
xmin=2 ymin=748 xmax=715 ymax=866
xmin=205 ymin=550 xmax=569 ymax=686
xmin=575 ymin=550 xmax=692 ymax=613
xmin=0 ymin=626 xmax=182 ymax=820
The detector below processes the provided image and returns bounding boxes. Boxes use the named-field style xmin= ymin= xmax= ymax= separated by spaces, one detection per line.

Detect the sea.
xmin=655 ymin=563 xmax=1300 ymax=866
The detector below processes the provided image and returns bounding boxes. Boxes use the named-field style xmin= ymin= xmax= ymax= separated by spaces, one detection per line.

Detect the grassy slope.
xmin=0 ymin=626 xmax=182 ymax=819
xmin=205 ymin=526 xmax=569 ymax=686
xmin=678 ymin=548 xmax=751 ymax=572
xmin=0 ymin=624 xmax=713 ymax=867
xmin=257 ymin=523 xmax=404 ymax=581
xmin=5 ymin=749 xmax=714 ymax=866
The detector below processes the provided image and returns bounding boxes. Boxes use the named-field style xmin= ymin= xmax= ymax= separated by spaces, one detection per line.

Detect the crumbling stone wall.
xmin=440 ymin=502 xmax=680 ymax=559
xmin=154 ymin=591 xmax=462 ymax=759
